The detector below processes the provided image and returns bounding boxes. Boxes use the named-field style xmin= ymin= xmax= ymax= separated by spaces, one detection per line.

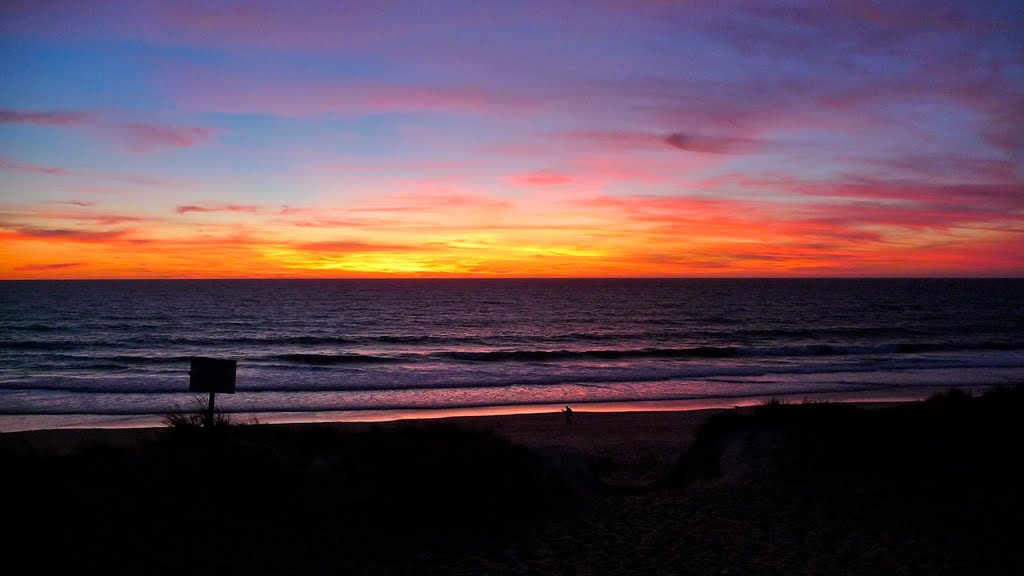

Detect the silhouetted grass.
xmin=652 ymin=387 xmax=1024 ymax=574
xmin=4 ymin=420 xmax=574 ymax=575
xmin=664 ymin=387 xmax=1024 ymax=488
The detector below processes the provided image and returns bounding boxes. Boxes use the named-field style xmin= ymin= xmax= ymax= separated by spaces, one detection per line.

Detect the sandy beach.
xmin=2 ymin=408 xmax=724 ymax=486
xmin=5 ymin=391 xmax=1023 ymax=575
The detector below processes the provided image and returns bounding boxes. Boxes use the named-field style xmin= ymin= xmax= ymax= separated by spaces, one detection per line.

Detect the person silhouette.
xmin=562 ymin=405 xmax=573 ymax=425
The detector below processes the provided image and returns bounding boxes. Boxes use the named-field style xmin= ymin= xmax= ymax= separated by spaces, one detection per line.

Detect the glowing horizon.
xmin=2 ymin=1 xmax=1022 ymax=279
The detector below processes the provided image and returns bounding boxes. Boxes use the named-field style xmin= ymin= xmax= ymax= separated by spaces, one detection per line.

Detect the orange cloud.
xmin=3 ymin=179 xmax=1022 ymax=278
xmin=291 ymin=240 xmax=423 ymax=253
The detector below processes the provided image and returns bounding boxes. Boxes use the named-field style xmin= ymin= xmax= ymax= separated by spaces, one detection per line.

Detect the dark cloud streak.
xmin=4 ymin=225 xmax=131 ymax=242
xmin=177 ymin=204 xmax=263 ymax=214
xmin=13 ymin=262 xmax=82 ymax=271
xmin=0 ymin=108 xmax=90 ymax=126
xmin=116 ymin=123 xmax=214 ymax=153
xmin=664 ymin=132 xmax=762 ymax=154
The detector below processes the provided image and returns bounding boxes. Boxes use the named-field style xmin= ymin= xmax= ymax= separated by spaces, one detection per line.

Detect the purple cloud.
xmin=115 ymin=123 xmax=214 ymax=153
xmin=5 ymin=225 xmax=130 ymax=242
xmin=664 ymin=132 xmax=763 ymax=154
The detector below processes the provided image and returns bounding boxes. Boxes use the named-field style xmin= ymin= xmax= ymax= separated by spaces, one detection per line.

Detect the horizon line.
xmin=3 ymin=276 xmax=1023 ymax=282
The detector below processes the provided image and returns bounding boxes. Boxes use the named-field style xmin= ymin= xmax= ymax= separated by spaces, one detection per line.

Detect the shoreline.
xmin=0 ymin=385 xmax=950 ymax=430
xmin=0 ymin=383 xmax=994 ymax=433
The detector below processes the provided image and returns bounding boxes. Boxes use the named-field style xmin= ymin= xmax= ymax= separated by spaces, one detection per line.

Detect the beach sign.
xmin=189 ymin=357 xmax=236 ymax=429
xmin=189 ymin=357 xmax=237 ymax=394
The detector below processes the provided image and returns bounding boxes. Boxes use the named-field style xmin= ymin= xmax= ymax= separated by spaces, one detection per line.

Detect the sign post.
xmin=188 ymin=357 xmax=237 ymax=427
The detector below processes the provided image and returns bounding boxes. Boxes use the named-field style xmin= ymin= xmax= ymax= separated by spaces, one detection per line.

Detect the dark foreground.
xmin=5 ymin=388 xmax=1024 ymax=575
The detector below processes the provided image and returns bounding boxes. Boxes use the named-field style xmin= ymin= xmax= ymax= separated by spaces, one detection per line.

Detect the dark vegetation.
xmin=4 ymin=422 xmax=573 ymax=575
xmin=164 ymin=397 xmax=234 ymax=430
xmin=663 ymin=387 xmax=1024 ymax=491
xmin=4 ymin=387 xmax=1023 ymax=575
xmin=643 ymin=386 xmax=1024 ymax=575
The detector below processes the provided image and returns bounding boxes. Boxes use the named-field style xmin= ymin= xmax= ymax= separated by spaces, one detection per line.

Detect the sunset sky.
xmin=1 ymin=0 xmax=1022 ymax=278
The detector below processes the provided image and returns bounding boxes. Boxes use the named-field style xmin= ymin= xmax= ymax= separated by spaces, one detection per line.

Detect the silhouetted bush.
xmin=164 ymin=396 xmax=233 ymax=430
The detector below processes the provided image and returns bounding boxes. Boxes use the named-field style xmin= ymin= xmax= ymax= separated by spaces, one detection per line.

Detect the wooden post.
xmin=207 ymin=391 xmax=216 ymax=428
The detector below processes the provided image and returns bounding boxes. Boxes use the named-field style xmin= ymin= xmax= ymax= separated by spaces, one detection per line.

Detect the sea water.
xmin=1 ymin=279 xmax=1022 ymax=430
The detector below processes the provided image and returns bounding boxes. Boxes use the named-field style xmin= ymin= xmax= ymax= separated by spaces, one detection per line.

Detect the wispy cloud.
xmin=735 ymin=174 xmax=1024 ymax=211
xmin=3 ymin=225 xmax=133 ymax=243
xmin=0 ymin=156 xmax=175 ymax=187
xmin=664 ymin=132 xmax=764 ymax=154
xmin=0 ymin=156 xmax=74 ymax=176
xmin=176 ymin=204 xmax=264 ymax=215
xmin=0 ymin=108 xmax=90 ymax=126
xmin=0 ymin=207 xmax=150 ymax=227
xmin=114 ymin=123 xmax=214 ymax=153
xmin=0 ymin=106 xmax=214 ymax=155
xmin=13 ymin=262 xmax=81 ymax=271
xmin=291 ymin=240 xmax=423 ymax=253
xmin=507 ymin=170 xmax=575 ymax=186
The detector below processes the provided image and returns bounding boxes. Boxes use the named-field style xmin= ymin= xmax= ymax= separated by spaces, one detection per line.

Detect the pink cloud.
xmin=0 ymin=157 xmax=74 ymax=176
xmin=570 ymin=191 xmax=1024 ymax=255
xmin=507 ymin=170 xmax=575 ymax=186
xmin=0 ymin=105 xmax=215 ymax=155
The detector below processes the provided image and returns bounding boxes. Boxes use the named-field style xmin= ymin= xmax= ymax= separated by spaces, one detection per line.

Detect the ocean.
xmin=1 ymin=279 xmax=1022 ymax=431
